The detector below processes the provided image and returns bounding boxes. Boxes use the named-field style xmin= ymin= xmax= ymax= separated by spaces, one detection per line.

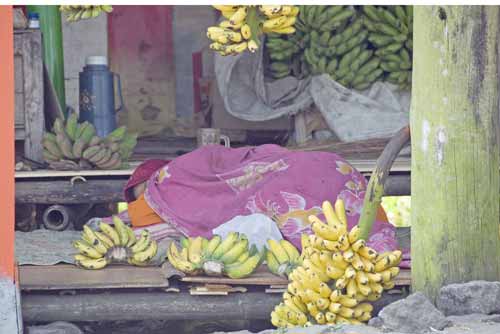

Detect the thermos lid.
xmin=86 ymin=56 xmax=108 ymax=66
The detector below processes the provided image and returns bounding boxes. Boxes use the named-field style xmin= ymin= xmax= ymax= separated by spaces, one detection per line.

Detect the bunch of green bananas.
xmin=265 ymin=32 xmax=308 ymax=79
xmin=59 ymin=5 xmax=113 ymax=22
xmin=264 ymin=5 xmax=413 ymax=91
xmin=73 ymin=216 xmax=158 ymax=270
xmin=207 ymin=5 xmax=299 ymax=56
xmin=270 ymin=199 xmax=402 ymax=328
xmin=266 ymin=239 xmax=302 ymax=278
xmin=167 ymin=232 xmax=266 ymax=279
xmin=363 ymin=5 xmax=413 ymax=90
xmin=42 ymin=114 xmax=137 ymax=170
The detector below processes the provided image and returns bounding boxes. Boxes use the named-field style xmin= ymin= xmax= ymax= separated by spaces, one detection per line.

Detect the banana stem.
xmin=246 ymin=6 xmax=261 ymax=46
xmin=358 ymin=125 xmax=411 ymax=241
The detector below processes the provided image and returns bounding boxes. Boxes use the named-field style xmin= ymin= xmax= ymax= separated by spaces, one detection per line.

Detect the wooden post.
xmin=411 ymin=6 xmax=500 ymax=301
xmin=0 ymin=6 xmax=22 ymax=333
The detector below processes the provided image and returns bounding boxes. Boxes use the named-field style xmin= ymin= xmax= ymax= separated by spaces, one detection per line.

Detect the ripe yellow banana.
xmin=187 ymin=236 xmax=203 ymax=264
xmin=280 ymin=239 xmax=300 ymax=262
xmin=82 ymin=225 xmax=108 ymax=255
xmin=112 ymin=216 xmax=129 ymax=246
xmin=348 ymin=225 xmax=360 ymax=244
xmin=241 ymin=24 xmax=252 ymax=39
xmin=247 ymin=40 xmax=259 ymax=53
xmin=203 ymin=235 xmax=222 ymax=258
xmin=322 ymin=201 xmax=344 ymax=231
xmin=268 ymin=239 xmax=289 ymax=264
xmin=132 ymin=239 xmax=157 ymax=263
xmin=212 ymin=232 xmax=239 ymax=259
xmin=229 ymin=7 xmax=247 ymax=25
xmin=75 ymin=257 xmax=108 ymax=270
xmin=72 ymin=240 xmax=103 ymax=259
xmin=126 ymin=226 xmax=136 ymax=247
xmin=219 ymin=238 xmax=248 ymax=265
xmin=99 ymin=222 xmax=121 ymax=246
xmin=334 ymin=199 xmax=348 ymax=227
xmin=130 ymin=230 xmax=150 ymax=253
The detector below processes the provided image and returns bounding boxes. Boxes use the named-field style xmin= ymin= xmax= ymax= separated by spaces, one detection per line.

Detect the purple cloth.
xmin=144 ymin=144 xmax=401 ymax=256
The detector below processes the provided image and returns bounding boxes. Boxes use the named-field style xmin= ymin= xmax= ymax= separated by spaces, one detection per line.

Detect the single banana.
xmin=241 ymin=24 xmax=252 ymax=40
xmin=280 ymin=239 xmax=300 ymax=262
xmin=212 ymin=232 xmax=239 ymax=260
xmin=112 ymin=215 xmax=129 ymax=246
xmin=76 ymin=257 xmax=108 ymax=270
xmin=203 ymin=235 xmax=221 ymax=258
xmin=132 ymin=239 xmax=158 ymax=263
xmin=219 ymin=238 xmax=249 ymax=265
xmin=99 ymin=222 xmax=121 ymax=246
xmin=73 ymin=240 xmax=103 ymax=259
xmin=130 ymin=230 xmax=150 ymax=253
xmin=82 ymin=225 xmax=108 ymax=255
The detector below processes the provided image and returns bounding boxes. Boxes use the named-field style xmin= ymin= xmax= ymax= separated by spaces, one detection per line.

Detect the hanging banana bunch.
xmin=207 ymin=5 xmax=300 ymax=56
xmin=59 ymin=5 xmax=113 ymax=22
xmin=167 ymin=233 xmax=266 ymax=279
xmin=271 ymin=199 xmax=402 ymax=328
xmin=363 ymin=5 xmax=413 ymax=90
xmin=73 ymin=216 xmax=158 ymax=269
xmin=263 ymin=5 xmax=413 ymax=91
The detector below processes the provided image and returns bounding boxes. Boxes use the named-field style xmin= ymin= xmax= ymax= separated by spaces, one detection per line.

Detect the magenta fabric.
xmin=143 ymin=144 xmax=401 ymax=257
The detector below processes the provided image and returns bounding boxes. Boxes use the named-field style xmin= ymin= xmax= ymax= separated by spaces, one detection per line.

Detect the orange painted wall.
xmin=0 ymin=6 xmax=15 ymax=280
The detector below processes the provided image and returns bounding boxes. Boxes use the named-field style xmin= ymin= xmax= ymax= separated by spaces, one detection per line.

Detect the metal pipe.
xmin=42 ymin=205 xmax=73 ymax=231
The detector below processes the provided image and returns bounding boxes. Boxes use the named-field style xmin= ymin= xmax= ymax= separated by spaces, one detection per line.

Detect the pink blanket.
xmin=140 ymin=144 xmax=403 ymax=259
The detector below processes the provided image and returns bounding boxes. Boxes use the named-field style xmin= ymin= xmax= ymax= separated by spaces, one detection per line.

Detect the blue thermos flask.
xmin=79 ymin=56 xmax=123 ymax=137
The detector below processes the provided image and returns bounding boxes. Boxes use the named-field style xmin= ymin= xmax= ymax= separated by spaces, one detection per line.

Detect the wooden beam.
xmin=412 ymin=6 xmax=500 ymax=300
xmin=21 ymin=288 xmax=408 ymax=323
xmin=15 ymin=179 xmax=127 ymax=204
xmin=0 ymin=6 xmax=22 ymax=334
xmin=22 ymin=291 xmax=282 ymax=322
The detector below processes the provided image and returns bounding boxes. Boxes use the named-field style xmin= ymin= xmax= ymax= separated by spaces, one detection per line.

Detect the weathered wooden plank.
xmin=181 ymin=267 xmax=411 ymax=287
xmin=19 ymin=264 xmax=168 ymax=291
xmin=180 ymin=266 xmax=288 ymax=286
xmin=15 ymin=167 xmax=137 ymax=179
xmin=17 ymin=31 xmax=44 ymax=162
xmin=15 ymin=179 xmax=127 ymax=204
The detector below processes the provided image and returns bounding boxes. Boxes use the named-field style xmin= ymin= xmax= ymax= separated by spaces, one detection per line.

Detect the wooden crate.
xmin=14 ymin=30 xmax=44 ymax=162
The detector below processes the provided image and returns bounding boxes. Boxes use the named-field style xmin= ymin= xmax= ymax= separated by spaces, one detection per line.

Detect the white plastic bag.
xmin=216 ymin=44 xmax=410 ymax=143
xmin=212 ymin=214 xmax=283 ymax=252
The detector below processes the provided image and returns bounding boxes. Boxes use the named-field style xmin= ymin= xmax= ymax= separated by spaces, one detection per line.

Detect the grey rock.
xmin=26 ymin=321 xmax=83 ymax=334
xmin=378 ymin=292 xmax=451 ymax=333
xmin=368 ymin=316 xmax=384 ymax=328
xmin=436 ymin=281 xmax=500 ymax=316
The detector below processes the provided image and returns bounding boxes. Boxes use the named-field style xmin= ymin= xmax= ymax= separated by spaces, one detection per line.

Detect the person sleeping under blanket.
xmin=92 ymin=144 xmax=409 ymax=267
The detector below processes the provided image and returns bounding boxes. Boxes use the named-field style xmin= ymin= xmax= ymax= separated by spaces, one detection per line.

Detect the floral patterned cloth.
xmin=141 ymin=144 xmax=401 ymax=257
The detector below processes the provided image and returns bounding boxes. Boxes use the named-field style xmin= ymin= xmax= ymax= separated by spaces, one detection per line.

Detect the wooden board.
xmin=181 ymin=267 xmax=411 ymax=287
xmin=14 ymin=30 xmax=44 ymax=162
xmin=16 ymin=179 xmax=128 ymax=204
xmin=19 ymin=264 xmax=169 ymax=291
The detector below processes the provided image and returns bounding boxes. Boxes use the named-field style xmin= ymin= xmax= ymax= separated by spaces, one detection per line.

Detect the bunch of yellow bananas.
xmin=266 ymin=239 xmax=302 ymax=278
xmin=271 ymin=199 xmax=402 ymax=328
xmin=207 ymin=5 xmax=299 ymax=56
xmin=167 ymin=232 xmax=265 ymax=279
xmin=73 ymin=216 xmax=158 ymax=270
xmin=59 ymin=5 xmax=113 ymax=22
